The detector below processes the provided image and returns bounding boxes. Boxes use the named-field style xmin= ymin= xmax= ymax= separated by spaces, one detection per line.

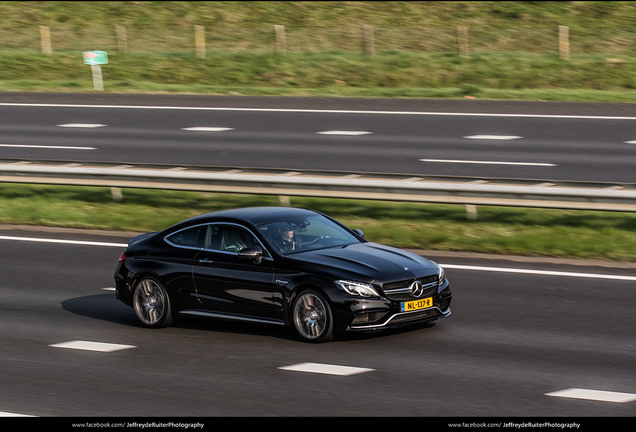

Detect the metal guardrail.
xmin=1 ymin=159 xmax=636 ymax=212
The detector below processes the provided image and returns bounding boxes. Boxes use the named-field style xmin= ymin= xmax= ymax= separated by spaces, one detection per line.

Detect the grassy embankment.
xmin=3 ymin=184 xmax=636 ymax=263
xmin=3 ymin=49 xmax=636 ymax=102
xmin=3 ymin=1 xmax=636 ymax=100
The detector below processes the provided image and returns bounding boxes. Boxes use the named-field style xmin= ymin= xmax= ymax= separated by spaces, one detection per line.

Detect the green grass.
xmin=2 ymin=50 xmax=636 ymax=102
xmin=1 ymin=2 xmax=635 ymax=30
xmin=2 ymin=184 xmax=636 ymax=262
xmin=2 ymin=3 xmax=636 ymax=101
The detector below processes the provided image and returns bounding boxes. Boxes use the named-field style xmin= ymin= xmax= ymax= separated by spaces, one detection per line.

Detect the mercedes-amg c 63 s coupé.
xmin=114 ymin=207 xmax=452 ymax=342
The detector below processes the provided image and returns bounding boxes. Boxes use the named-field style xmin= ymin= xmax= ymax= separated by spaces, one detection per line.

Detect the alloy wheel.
xmin=133 ymin=278 xmax=172 ymax=327
xmin=293 ymin=290 xmax=333 ymax=342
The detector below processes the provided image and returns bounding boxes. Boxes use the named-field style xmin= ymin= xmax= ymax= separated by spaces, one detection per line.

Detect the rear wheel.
xmin=292 ymin=289 xmax=333 ymax=343
xmin=132 ymin=277 xmax=173 ymax=328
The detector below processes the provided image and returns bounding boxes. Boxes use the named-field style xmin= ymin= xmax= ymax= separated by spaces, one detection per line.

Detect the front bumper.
xmin=343 ymin=284 xmax=452 ymax=332
xmin=347 ymin=304 xmax=451 ymax=331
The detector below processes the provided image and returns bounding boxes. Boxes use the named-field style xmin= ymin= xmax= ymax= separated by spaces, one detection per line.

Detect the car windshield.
xmin=257 ymin=214 xmax=362 ymax=255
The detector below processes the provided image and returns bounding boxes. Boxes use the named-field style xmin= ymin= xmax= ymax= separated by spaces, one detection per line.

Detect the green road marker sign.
xmin=82 ymin=51 xmax=108 ymax=90
xmin=83 ymin=51 xmax=108 ymax=65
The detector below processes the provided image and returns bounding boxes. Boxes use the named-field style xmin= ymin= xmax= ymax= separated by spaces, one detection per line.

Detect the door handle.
xmin=199 ymin=258 xmax=213 ymax=264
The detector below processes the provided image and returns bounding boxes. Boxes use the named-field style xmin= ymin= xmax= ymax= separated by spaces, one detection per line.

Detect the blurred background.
xmin=2 ymin=1 xmax=636 ymax=98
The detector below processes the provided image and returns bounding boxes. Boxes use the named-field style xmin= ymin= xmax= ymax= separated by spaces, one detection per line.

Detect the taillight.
xmin=119 ymin=252 xmax=127 ymax=262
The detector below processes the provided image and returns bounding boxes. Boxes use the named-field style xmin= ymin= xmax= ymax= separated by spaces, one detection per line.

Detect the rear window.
xmin=165 ymin=225 xmax=206 ymax=248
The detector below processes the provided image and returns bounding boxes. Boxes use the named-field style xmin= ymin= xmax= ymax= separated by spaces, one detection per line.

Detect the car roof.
xmin=178 ymin=206 xmax=320 ymax=227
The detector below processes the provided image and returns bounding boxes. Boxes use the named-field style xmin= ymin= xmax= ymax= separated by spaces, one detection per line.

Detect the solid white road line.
xmin=0 ymin=144 xmax=96 ymax=150
xmin=278 ymin=362 xmax=374 ymax=376
xmin=464 ymin=135 xmax=522 ymax=140
xmin=545 ymin=388 xmax=636 ymax=403
xmin=0 ymin=235 xmax=126 ymax=248
xmin=420 ymin=159 xmax=556 ymax=167
xmin=181 ymin=127 xmax=235 ymax=131
xmin=0 ymin=411 xmax=35 ymax=417
xmin=441 ymin=264 xmax=636 ymax=281
xmin=57 ymin=123 xmax=107 ymax=128
xmin=317 ymin=130 xmax=373 ymax=135
xmin=624 ymin=140 xmax=636 ymax=144
xmin=4 ymin=103 xmax=636 ymax=120
xmin=1 ymin=235 xmax=635 ymax=281
xmin=49 ymin=341 xmax=136 ymax=352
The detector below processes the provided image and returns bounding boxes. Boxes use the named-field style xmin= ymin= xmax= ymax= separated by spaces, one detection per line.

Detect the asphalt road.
xmin=1 ymin=226 xmax=635 ymax=419
xmin=1 ymin=93 xmax=636 ymax=183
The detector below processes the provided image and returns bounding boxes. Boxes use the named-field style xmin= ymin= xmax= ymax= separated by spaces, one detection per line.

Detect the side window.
xmin=165 ymin=225 xmax=207 ymax=249
xmin=205 ymin=225 xmax=223 ymax=251
xmin=204 ymin=224 xmax=260 ymax=254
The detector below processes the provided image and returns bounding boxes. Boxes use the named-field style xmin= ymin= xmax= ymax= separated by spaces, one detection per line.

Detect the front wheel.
xmin=132 ymin=277 xmax=173 ymax=328
xmin=292 ymin=289 xmax=333 ymax=343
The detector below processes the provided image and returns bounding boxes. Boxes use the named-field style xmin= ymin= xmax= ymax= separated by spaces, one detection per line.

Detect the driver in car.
xmin=273 ymin=223 xmax=300 ymax=253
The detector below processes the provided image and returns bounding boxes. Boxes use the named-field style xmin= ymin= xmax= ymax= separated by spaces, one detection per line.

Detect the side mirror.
xmin=352 ymin=229 xmax=365 ymax=238
xmin=238 ymin=246 xmax=263 ymax=264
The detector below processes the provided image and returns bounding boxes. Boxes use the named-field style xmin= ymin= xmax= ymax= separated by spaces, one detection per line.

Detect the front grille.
xmin=389 ymin=308 xmax=441 ymax=324
xmin=381 ymin=274 xmax=439 ymax=301
xmin=382 ymin=274 xmax=437 ymax=291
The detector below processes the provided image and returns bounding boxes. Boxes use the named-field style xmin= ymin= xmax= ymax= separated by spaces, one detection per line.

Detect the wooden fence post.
xmin=275 ymin=25 xmax=286 ymax=53
xmin=194 ymin=25 xmax=205 ymax=58
xmin=559 ymin=25 xmax=570 ymax=60
xmin=91 ymin=64 xmax=104 ymax=91
xmin=465 ymin=204 xmax=478 ymax=221
xmin=111 ymin=187 xmax=123 ymax=202
xmin=39 ymin=25 xmax=52 ymax=55
xmin=116 ymin=25 xmax=128 ymax=52
xmin=457 ymin=25 xmax=469 ymax=57
xmin=363 ymin=25 xmax=375 ymax=56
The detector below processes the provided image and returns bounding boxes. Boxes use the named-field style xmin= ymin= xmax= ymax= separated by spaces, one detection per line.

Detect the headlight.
xmin=432 ymin=261 xmax=447 ymax=287
xmin=335 ymin=280 xmax=380 ymax=298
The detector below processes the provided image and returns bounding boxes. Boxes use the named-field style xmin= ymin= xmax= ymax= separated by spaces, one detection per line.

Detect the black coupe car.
xmin=114 ymin=207 xmax=452 ymax=342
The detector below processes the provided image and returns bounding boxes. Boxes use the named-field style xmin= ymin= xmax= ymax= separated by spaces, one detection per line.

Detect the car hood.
xmin=284 ymin=242 xmax=438 ymax=283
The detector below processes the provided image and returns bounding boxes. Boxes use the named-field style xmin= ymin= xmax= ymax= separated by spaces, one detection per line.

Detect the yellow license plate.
xmin=401 ymin=297 xmax=433 ymax=312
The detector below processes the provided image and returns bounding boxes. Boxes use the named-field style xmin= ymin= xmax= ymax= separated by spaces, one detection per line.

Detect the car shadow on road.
xmin=60 ymin=292 xmax=299 ymax=341
xmin=61 ymin=293 xmax=140 ymax=327
xmin=61 ymin=293 xmax=439 ymax=343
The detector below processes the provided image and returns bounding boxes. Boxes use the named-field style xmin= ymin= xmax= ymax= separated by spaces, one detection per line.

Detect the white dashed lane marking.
xmin=278 ymin=362 xmax=374 ymax=376
xmin=57 ymin=123 xmax=107 ymax=128
xmin=49 ymin=341 xmax=136 ymax=352
xmin=464 ymin=135 xmax=523 ymax=140
xmin=316 ymin=130 xmax=373 ymax=135
xmin=181 ymin=127 xmax=235 ymax=131
xmin=545 ymin=388 xmax=636 ymax=403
